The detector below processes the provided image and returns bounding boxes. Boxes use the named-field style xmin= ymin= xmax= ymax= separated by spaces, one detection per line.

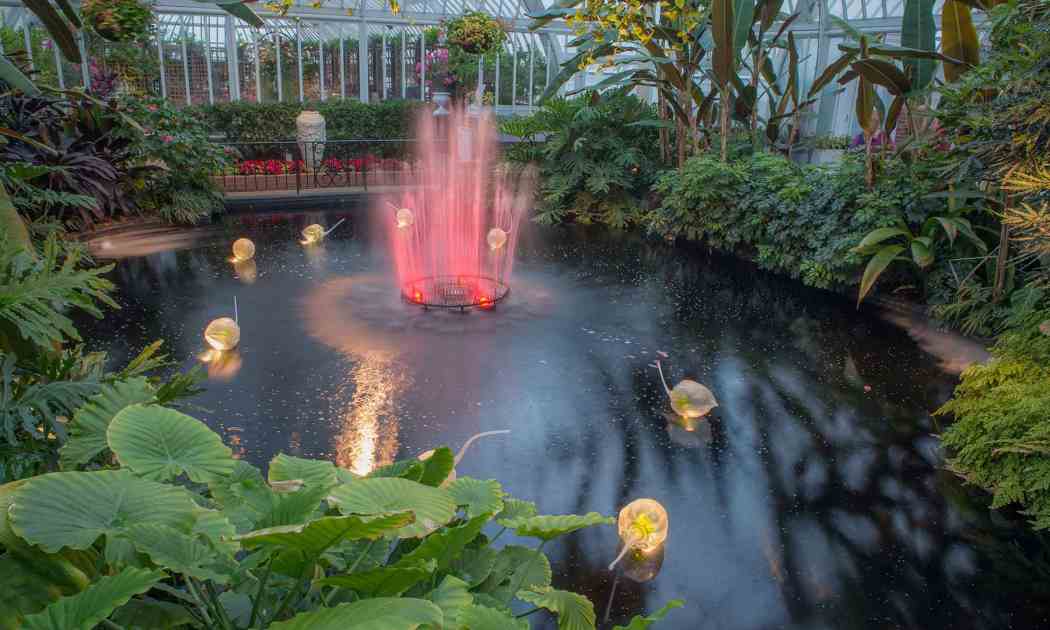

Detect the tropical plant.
xmin=852 ymin=215 xmax=985 ymax=305
xmin=524 ymin=91 xmax=661 ymax=227
xmin=445 ymin=11 xmax=506 ymax=55
xmin=115 ymin=97 xmax=229 ymax=224
xmin=805 ymin=16 xmax=954 ymax=186
xmin=0 ymin=232 xmax=200 ymax=483
xmin=0 ymin=91 xmax=149 ymax=228
xmin=0 ymin=401 xmax=683 ymax=628
xmin=81 ymin=0 xmax=154 ymax=43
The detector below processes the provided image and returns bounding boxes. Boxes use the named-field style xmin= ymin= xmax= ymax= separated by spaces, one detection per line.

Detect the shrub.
xmin=194 ymin=100 xmax=423 ymax=143
xmin=116 ymin=97 xmax=229 ymax=224
xmin=506 ymin=91 xmax=660 ymax=228
xmin=938 ymin=307 xmax=1050 ymax=529
xmin=0 ymin=400 xmax=682 ymax=628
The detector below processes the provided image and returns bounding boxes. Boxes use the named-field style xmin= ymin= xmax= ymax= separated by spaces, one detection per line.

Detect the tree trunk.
xmin=720 ymin=85 xmax=730 ymax=162
xmin=658 ymin=92 xmax=670 ymax=166
xmin=993 ymin=196 xmax=1011 ymax=303
xmin=864 ymin=135 xmax=875 ymax=189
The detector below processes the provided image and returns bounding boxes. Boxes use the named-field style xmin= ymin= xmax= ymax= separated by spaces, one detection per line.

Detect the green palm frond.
xmin=0 ymin=236 xmax=117 ymax=353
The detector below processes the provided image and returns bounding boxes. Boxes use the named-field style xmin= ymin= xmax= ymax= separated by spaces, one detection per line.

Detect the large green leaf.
xmin=612 ymin=600 xmax=685 ymax=630
xmin=854 ymin=226 xmax=909 ymax=251
xmin=448 ymin=477 xmax=504 ymax=518
xmin=328 ymin=478 xmax=457 ymax=538
xmin=9 ymin=470 xmax=197 ymax=553
xmin=0 ymin=57 xmax=38 ymax=96
xmin=418 ymin=447 xmax=455 ymax=487
xmin=911 ymin=239 xmax=934 ymax=268
xmin=427 ymin=575 xmax=473 ymax=627
xmin=395 ymin=513 xmax=488 ymax=571
xmin=200 ymin=0 xmax=265 ymax=27
xmin=267 ymin=453 xmax=337 ymax=490
xmin=711 ymin=0 xmax=736 ymax=87
xmin=900 ymin=0 xmax=936 ymax=90
xmin=857 ymin=244 xmax=906 ymax=306
xmin=110 ymin=598 xmax=195 ymax=629
xmin=319 ymin=560 xmax=436 ymax=596
xmin=518 ymin=587 xmax=596 ymax=630
xmin=808 ymin=52 xmax=854 ymax=97
xmin=107 ymin=404 xmax=235 ymax=483
xmin=0 ymin=550 xmax=91 ymax=630
xmin=59 ymin=378 xmax=154 ymax=470
xmin=459 ymin=604 xmax=530 ymax=630
xmin=236 ymin=513 xmax=415 ymax=554
xmin=22 ymin=568 xmax=165 ymax=630
xmin=851 ymin=59 xmax=910 ymax=96
xmin=732 ymin=0 xmax=756 ymax=57
xmin=450 ymin=545 xmax=498 ymax=587
xmin=122 ymin=524 xmax=229 ymax=583
xmin=501 ymin=513 xmax=614 ymax=541
xmin=941 ymin=0 xmax=979 ymax=82
xmin=495 ymin=497 xmax=538 ymax=525
xmin=268 ymin=598 xmax=443 ymax=630
xmin=479 ymin=545 xmax=552 ymax=596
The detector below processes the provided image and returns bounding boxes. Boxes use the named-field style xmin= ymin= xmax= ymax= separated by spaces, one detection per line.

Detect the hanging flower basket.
xmin=445 ymin=12 xmax=506 ymax=55
xmin=82 ymin=0 xmax=154 ymax=43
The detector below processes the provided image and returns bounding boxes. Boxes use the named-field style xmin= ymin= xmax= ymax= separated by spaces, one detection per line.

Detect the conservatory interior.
xmin=1 ymin=0 xmax=1048 ymax=628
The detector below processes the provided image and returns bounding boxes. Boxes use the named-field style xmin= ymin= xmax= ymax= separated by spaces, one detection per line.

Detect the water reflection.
xmin=72 ymin=217 xmax=1050 ymax=630
xmin=334 ymin=351 xmax=406 ymax=475
xmin=198 ymin=348 xmax=243 ymax=381
xmin=233 ymin=259 xmax=257 ymax=284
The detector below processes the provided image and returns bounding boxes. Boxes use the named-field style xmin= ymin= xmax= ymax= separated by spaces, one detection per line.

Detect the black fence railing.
xmin=215 ymin=139 xmax=420 ymax=194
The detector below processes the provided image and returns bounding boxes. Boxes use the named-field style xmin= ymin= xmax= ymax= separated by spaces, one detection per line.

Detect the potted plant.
xmin=82 ymin=0 xmax=154 ymax=43
xmin=445 ymin=11 xmax=506 ymax=55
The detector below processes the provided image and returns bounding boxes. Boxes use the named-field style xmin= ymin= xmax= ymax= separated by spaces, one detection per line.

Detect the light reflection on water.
xmin=76 ymin=212 xmax=1050 ymax=630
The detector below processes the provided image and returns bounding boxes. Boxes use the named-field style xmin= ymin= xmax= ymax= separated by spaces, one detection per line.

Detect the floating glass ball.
xmin=204 ymin=317 xmax=241 ymax=351
xmin=618 ymin=498 xmax=669 ymax=553
xmin=232 ymin=238 xmax=255 ymax=262
xmin=669 ymin=379 xmax=718 ymax=419
xmin=301 ymin=224 xmax=325 ymax=245
xmin=487 ymin=227 xmax=508 ymax=251
xmin=396 ymin=208 xmax=414 ymax=229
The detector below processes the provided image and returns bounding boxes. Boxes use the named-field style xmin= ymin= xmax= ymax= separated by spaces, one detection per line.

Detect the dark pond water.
xmin=81 ymin=211 xmax=1050 ymax=630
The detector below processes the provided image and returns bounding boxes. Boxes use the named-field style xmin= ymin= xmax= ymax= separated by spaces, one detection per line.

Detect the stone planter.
xmin=296 ymin=111 xmax=326 ymax=172
xmin=433 ymin=92 xmax=451 ymax=117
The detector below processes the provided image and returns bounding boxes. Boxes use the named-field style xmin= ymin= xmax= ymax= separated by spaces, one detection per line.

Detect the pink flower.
xmin=147 ymin=104 xmax=158 ymax=112
xmin=161 ymin=135 xmax=175 ymax=143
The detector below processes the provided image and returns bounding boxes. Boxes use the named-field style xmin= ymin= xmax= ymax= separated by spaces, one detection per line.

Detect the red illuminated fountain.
xmin=383 ymin=105 xmax=534 ymax=310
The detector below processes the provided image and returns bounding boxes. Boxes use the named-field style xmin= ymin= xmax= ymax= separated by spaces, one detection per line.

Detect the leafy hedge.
xmin=648 ymin=151 xmax=956 ymax=290
xmin=193 ymin=100 xmax=424 ymax=142
xmin=938 ymin=309 xmax=1050 ymax=529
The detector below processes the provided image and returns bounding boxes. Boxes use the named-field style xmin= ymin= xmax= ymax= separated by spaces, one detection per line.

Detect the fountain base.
xmin=402 ymin=275 xmax=509 ymax=310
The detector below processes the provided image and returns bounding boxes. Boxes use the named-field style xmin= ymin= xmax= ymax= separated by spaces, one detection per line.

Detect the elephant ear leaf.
xmin=268 ymin=598 xmax=442 ymax=630
xmin=500 ymin=513 xmax=614 ymax=541
xmin=60 ymin=378 xmax=155 ymax=470
xmin=459 ymin=604 xmax=530 ymax=630
xmin=448 ymin=477 xmax=504 ymax=518
xmin=613 ymin=600 xmax=685 ymax=630
xmin=21 ymin=568 xmax=165 ymax=630
xmin=518 ymin=587 xmax=597 ymax=630
xmin=107 ymin=404 xmax=235 ymax=483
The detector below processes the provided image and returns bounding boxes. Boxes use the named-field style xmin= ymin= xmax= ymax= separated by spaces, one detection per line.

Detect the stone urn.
xmin=296 ymin=110 xmax=326 ymax=172
xmin=432 ymin=92 xmax=451 ymax=117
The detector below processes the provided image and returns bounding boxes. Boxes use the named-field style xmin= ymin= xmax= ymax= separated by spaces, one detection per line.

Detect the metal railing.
xmin=214 ymin=139 xmax=419 ymax=194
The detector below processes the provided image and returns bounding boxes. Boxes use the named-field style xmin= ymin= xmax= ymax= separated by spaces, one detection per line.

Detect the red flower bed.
xmin=234 ymin=155 xmax=411 ymax=175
